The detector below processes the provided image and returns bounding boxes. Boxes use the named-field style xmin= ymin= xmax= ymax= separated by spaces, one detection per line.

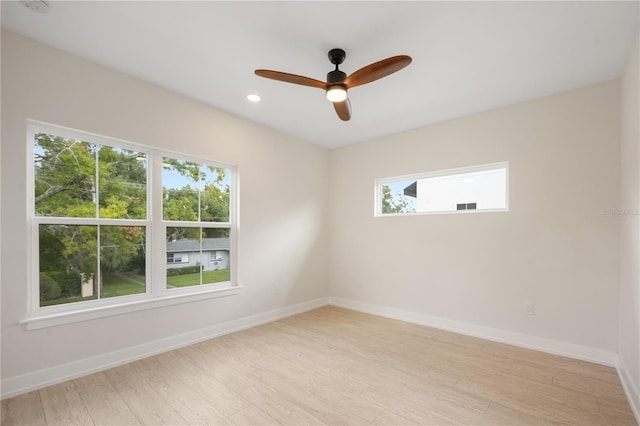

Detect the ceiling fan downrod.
xmin=327 ymin=48 xmax=347 ymax=84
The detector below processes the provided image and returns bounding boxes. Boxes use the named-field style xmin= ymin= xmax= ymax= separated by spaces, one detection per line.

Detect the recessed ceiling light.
xmin=247 ymin=94 xmax=261 ymax=103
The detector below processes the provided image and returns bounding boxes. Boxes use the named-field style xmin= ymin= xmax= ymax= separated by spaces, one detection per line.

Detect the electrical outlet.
xmin=523 ymin=302 xmax=534 ymax=315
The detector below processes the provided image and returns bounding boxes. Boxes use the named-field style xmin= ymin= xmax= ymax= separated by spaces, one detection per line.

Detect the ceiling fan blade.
xmin=255 ymin=69 xmax=327 ymax=89
xmin=343 ymin=55 xmax=412 ymax=89
xmin=333 ymin=98 xmax=351 ymax=121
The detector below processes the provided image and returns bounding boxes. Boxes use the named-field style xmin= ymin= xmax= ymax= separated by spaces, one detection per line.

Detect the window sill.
xmin=20 ymin=285 xmax=243 ymax=330
xmin=375 ymin=207 xmax=509 ymax=217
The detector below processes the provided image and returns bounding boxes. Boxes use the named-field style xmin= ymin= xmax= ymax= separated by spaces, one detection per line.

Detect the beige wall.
xmin=329 ymin=80 xmax=621 ymax=354
xmin=0 ymin=31 xmax=329 ymax=380
xmin=619 ymin=33 xmax=640 ymax=411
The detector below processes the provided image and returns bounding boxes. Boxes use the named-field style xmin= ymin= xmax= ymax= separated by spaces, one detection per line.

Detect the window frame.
xmin=374 ymin=162 xmax=509 ymax=217
xmin=25 ymin=120 xmax=240 ymax=330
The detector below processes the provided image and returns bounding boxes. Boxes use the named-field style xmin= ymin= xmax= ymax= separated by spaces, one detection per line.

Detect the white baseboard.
xmin=1 ymin=297 xmax=329 ymax=400
xmin=328 ymin=297 xmax=619 ymax=367
xmin=618 ymin=355 xmax=640 ymax=424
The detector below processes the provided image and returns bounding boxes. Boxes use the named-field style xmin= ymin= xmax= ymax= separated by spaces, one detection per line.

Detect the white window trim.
xmin=25 ymin=120 xmax=241 ymax=329
xmin=374 ymin=161 xmax=509 ymax=217
xmin=20 ymin=285 xmax=242 ymax=330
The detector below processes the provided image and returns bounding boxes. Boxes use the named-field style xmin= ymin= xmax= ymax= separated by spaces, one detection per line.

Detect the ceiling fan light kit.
xmin=326 ymin=86 xmax=348 ymax=102
xmin=255 ymin=48 xmax=412 ymax=121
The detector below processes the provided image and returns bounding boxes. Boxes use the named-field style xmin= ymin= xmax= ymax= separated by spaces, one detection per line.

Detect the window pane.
xmin=166 ymin=227 xmax=231 ymax=288
xmin=200 ymin=167 xmax=230 ymax=222
xmin=39 ymin=224 xmax=98 ymax=306
xmin=39 ymin=225 xmax=147 ymax=305
xmin=202 ymin=228 xmax=231 ymax=284
xmin=162 ymin=158 xmax=200 ymax=221
xmin=380 ymin=180 xmax=417 ymax=214
xmin=166 ymin=227 xmax=202 ymax=288
xmin=162 ymin=157 xmax=230 ymax=222
xmin=34 ymin=134 xmax=96 ymax=218
xmin=98 ymin=147 xmax=147 ymax=219
xmin=100 ymin=226 xmax=146 ymax=298
xmin=416 ymin=168 xmax=506 ymax=213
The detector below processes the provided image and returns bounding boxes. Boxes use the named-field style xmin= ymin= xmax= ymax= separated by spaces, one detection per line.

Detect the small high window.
xmin=375 ymin=162 xmax=508 ymax=216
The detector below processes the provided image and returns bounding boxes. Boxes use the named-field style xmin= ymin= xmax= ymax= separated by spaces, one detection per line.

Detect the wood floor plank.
xmin=268 ymin=316 xmax=461 ymax=392
xmin=228 ymin=403 xmax=283 ymax=426
xmin=1 ymin=399 xmax=8 ymax=425
xmin=39 ymin=381 xmax=94 ymax=426
xmin=129 ymin=354 xmax=236 ymax=424
xmin=597 ymin=391 xmax=636 ymax=414
xmin=242 ymin=358 xmax=372 ymax=424
xmin=249 ymin=353 xmax=386 ymax=423
xmin=73 ymin=372 xmax=140 ymax=426
xmin=481 ymin=401 xmax=558 ymax=425
xmin=1 ymin=306 xmax=635 ymax=426
xmin=182 ymin=341 xmax=261 ymax=395
xmin=552 ymin=370 xmax=627 ymax=399
xmin=157 ymin=345 xmax=253 ymax=416
xmin=370 ymin=409 xmax=419 ymax=426
xmin=454 ymin=374 xmax=614 ymax=425
xmin=240 ymin=385 xmax=326 ymax=425
xmin=0 ymin=391 xmax=46 ymax=426
xmin=483 ymin=340 xmax=620 ymax=384
xmin=103 ymin=363 xmax=187 ymax=425
xmin=360 ymin=385 xmax=460 ymax=425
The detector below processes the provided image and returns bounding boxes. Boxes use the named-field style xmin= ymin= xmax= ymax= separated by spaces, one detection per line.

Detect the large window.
xmin=29 ymin=121 xmax=237 ymax=322
xmin=375 ymin=162 xmax=508 ymax=216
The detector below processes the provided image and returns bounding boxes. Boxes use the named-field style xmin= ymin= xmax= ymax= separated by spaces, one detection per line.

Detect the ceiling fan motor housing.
xmin=327 ymin=70 xmax=347 ymax=84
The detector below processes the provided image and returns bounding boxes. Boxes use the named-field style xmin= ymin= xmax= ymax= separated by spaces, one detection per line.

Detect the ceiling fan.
xmin=255 ymin=49 xmax=412 ymax=121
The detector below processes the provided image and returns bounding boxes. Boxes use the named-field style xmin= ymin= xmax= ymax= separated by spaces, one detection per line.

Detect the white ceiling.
xmin=2 ymin=1 xmax=638 ymax=149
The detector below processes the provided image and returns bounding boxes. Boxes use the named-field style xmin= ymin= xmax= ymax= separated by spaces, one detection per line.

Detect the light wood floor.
xmin=1 ymin=306 xmax=636 ymax=425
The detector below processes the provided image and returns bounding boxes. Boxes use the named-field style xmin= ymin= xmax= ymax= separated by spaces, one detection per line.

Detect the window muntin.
xmin=375 ymin=162 xmax=508 ymax=216
xmin=29 ymin=121 xmax=237 ymax=317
